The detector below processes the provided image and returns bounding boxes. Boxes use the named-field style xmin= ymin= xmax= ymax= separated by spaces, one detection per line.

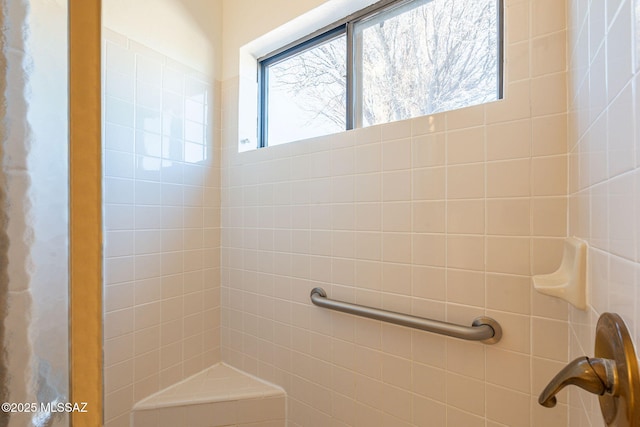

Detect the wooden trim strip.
xmin=69 ymin=1 xmax=102 ymax=425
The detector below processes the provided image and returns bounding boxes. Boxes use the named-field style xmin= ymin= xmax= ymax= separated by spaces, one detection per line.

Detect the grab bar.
xmin=310 ymin=287 xmax=502 ymax=344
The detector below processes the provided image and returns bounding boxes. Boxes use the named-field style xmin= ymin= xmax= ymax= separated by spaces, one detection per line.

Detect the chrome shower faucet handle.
xmin=538 ymin=313 xmax=640 ymax=427
xmin=539 ymin=356 xmax=616 ymax=408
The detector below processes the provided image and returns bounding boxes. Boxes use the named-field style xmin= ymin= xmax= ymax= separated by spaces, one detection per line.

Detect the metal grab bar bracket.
xmin=472 ymin=316 xmax=502 ymax=345
xmin=310 ymin=287 xmax=502 ymax=344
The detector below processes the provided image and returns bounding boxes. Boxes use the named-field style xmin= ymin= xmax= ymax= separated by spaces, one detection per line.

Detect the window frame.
xmin=258 ymin=25 xmax=349 ymax=148
xmin=258 ymin=0 xmax=504 ymax=148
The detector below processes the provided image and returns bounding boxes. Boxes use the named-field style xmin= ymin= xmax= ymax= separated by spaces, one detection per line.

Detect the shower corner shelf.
xmin=533 ymin=237 xmax=587 ymax=310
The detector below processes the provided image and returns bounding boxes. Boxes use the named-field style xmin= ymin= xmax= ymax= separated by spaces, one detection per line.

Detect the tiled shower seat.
xmin=131 ymin=363 xmax=286 ymax=427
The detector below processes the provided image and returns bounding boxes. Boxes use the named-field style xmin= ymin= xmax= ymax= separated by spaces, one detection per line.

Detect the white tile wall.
xmin=102 ymin=30 xmax=221 ymax=427
xmin=567 ymin=0 xmax=640 ymax=424
xmin=99 ymin=0 xmax=640 ymax=424
xmin=220 ymin=1 xmax=571 ymax=425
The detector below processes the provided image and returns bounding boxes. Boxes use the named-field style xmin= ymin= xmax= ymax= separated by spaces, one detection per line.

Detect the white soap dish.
xmin=533 ymin=237 xmax=587 ymax=310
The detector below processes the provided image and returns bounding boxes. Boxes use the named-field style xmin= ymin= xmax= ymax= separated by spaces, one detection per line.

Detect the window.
xmin=258 ymin=0 xmax=503 ymax=147
xmin=262 ymin=28 xmax=347 ymax=146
